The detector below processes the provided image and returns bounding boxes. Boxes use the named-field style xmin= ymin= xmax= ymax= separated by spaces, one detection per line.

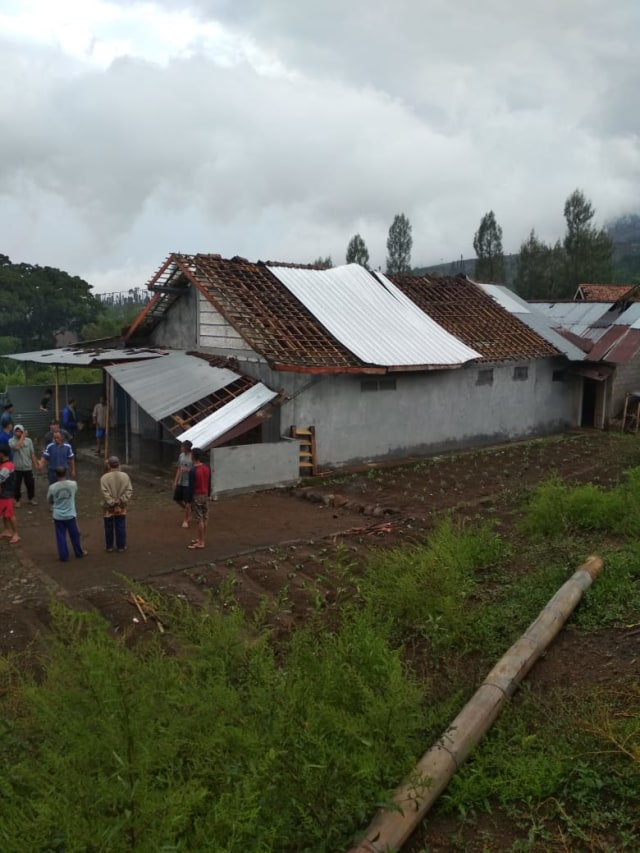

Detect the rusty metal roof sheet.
xmin=587 ymin=326 xmax=640 ymax=364
xmin=267 ymin=264 xmax=480 ymax=367
xmin=391 ymin=276 xmax=561 ymax=362
xmin=177 ymin=383 xmax=278 ymax=448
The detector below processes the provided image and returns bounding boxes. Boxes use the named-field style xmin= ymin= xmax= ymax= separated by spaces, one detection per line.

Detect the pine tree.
xmin=563 ymin=189 xmax=613 ymax=293
xmin=473 ymin=211 xmax=505 ymax=282
xmin=515 ymin=230 xmax=566 ymax=299
xmin=386 ymin=214 xmax=413 ymax=274
xmin=345 ymin=234 xmax=370 ymax=267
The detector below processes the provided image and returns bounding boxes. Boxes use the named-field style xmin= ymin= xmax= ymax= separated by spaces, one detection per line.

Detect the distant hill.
xmin=413 ymin=213 xmax=640 ymax=286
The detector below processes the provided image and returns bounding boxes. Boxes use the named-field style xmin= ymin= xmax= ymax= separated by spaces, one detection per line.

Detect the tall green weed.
xmin=360 ymin=517 xmax=507 ymax=648
xmin=0 ymin=601 xmax=426 ymax=853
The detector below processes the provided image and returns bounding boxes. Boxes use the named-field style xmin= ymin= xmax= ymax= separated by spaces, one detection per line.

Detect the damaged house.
xmin=116 ymin=254 xmax=587 ymax=492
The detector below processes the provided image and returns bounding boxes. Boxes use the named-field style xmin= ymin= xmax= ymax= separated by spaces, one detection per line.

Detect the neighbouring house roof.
xmin=6 ymin=345 xmax=167 ymax=366
xmin=128 ymin=254 xmax=564 ymax=370
xmin=469 ymin=282 xmax=586 ymax=361
xmin=575 ymin=284 xmax=636 ymax=301
xmin=531 ymin=300 xmax=640 ymax=365
xmin=104 ymin=351 xmax=279 ymax=440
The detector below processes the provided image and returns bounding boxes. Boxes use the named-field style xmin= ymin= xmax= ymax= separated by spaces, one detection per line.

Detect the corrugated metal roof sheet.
xmin=7 ymin=346 xmax=166 ymax=366
xmin=615 ymin=303 xmax=640 ymax=328
xmin=177 ymin=384 xmax=278 ymax=448
xmin=473 ymin=284 xmax=586 ymax=361
xmin=477 ymin=283 xmax=531 ymax=314
xmin=534 ymin=302 xmax=615 ymax=335
xmin=105 ymin=352 xmax=239 ymax=420
xmin=268 ymin=263 xmax=480 ymax=367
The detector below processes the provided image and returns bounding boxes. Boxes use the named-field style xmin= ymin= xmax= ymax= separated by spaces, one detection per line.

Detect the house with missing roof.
xmin=114 ymin=254 xmax=584 ymax=492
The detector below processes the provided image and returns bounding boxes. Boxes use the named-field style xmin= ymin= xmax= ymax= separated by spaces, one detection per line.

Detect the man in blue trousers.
xmin=47 ymin=465 xmax=87 ymax=561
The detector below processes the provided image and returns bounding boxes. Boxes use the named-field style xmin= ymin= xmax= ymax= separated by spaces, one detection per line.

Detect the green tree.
xmin=563 ymin=189 xmax=613 ymax=293
xmin=386 ymin=213 xmax=413 ymax=274
xmin=345 ymin=234 xmax=370 ymax=267
xmin=515 ymin=230 xmax=566 ymax=299
xmin=312 ymin=256 xmax=333 ymax=269
xmin=473 ymin=210 xmax=505 ymax=282
xmin=0 ymin=254 xmax=103 ymax=350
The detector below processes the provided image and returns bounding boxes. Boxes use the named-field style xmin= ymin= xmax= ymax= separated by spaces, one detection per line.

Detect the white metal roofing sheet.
xmin=105 ymin=352 xmax=240 ymax=420
xmin=6 ymin=347 xmax=166 ymax=366
xmin=177 ymin=383 xmax=278 ymax=449
xmin=267 ymin=263 xmax=480 ymax=366
xmin=475 ymin=284 xmax=586 ymax=361
xmin=477 ymin=283 xmax=531 ymax=314
xmin=615 ymin=303 xmax=640 ymax=328
xmin=534 ymin=302 xmax=613 ymax=332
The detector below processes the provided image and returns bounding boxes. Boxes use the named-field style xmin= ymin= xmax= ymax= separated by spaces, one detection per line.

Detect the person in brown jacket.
xmin=100 ymin=456 xmax=133 ymax=552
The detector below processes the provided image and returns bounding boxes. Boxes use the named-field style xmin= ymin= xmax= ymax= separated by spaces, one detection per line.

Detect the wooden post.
xmin=347 ymin=555 xmax=604 ymax=853
xmin=54 ymin=366 xmax=60 ymax=421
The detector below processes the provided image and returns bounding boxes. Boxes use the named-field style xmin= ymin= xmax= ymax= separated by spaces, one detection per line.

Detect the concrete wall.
xmin=211 ymin=439 xmax=300 ymax=495
xmin=150 ymin=287 xmax=198 ymax=349
xmin=610 ymin=355 xmax=640 ymax=416
xmin=257 ymin=358 xmax=580 ymax=469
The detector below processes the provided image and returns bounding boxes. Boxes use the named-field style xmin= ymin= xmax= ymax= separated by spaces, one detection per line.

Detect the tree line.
xmin=330 ymin=189 xmax=616 ymax=300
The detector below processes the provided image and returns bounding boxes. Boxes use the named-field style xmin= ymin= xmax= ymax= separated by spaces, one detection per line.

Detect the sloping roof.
xmin=392 ymin=276 xmax=562 ymax=361
xmin=104 ymin=351 xmax=240 ymax=420
xmin=576 ymin=284 xmax=635 ymax=301
xmin=6 ymin=345 xmax=166 ymax=366
xmin=130 ymin=254 xmax=564 ymax=371
xmin=268 ymin=264 xmax=479 ymax=366
xmin=177 ymin=384 xmax=278 ymax=449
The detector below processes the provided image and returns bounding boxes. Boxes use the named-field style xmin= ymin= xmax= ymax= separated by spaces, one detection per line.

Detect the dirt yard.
xmin=1 ymin=429 xmax=639 ymax=851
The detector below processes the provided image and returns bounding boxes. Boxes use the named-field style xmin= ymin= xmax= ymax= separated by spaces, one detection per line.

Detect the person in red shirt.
xmin=0 ymin=446 xmax=19 ymax=544
xmin=187 ymin=448 xmax=211 ymax=550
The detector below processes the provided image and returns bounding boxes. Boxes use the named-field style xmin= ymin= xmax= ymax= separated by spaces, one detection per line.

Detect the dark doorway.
xmin=581 ymin=378 xmax=597 ymax=426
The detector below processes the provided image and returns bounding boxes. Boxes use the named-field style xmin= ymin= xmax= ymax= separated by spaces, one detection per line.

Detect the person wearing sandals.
xmin=173 ymin=440 xmax=193 ymax=528
xmin=100 ymin=456 xmax=133 ymax=553
xmin=9 ymin=425 xmax=38 ymax=507
xmin=47 ymin=466 xmax=87 ymax=561
xmin=187 ymin=447 xmax=211 ymax=550
xmin=0 ymin=446 xmax=19 ymax=545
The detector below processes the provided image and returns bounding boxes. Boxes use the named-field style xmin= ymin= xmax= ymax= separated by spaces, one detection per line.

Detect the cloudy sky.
xmin=1 ymin=0 xmax=639 ymax=292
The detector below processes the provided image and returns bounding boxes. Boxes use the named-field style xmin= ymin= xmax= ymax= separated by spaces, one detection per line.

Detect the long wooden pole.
xmin=347 ymin=555 xmax=604 ymax=853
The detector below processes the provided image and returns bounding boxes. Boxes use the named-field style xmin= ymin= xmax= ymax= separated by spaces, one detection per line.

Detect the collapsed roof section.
xmin=104 ymin=351 xmax=279 ymax=448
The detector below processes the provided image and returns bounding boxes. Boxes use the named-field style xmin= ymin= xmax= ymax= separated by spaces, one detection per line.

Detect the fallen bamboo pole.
xmin=347 ymin=554 xmax=604 ymax=853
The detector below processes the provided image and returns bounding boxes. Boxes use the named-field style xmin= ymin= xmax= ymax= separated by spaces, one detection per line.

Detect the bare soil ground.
xmin=2 ymin=429 xmax=639 ymax=851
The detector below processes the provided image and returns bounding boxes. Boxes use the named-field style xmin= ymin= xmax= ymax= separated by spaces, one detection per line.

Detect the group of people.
xmin=0 ymin=396 xmax=133 ymax=559
xmin=2 ymin=398 xmax=213 ymax=560
xmin=173 ymin=440 xmax=212 ymax=549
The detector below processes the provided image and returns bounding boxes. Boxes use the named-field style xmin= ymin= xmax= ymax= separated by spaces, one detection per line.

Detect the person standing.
xmin=9 ymin=425 xmax=38 ymax=507
xmin=0 ymin=447 xmax=19 ymax=544
xmin=40 ymin=389 xmax=53 ymax=413
xmin=187 ymin=448 xmax=211 ymax=550
xmin=43 ymin=419 xmax=71 ymax=445
xmin=41 ymin=431 xmax=76 ymax=485
xmin=173 ymin=440 xmax=193 ymax=528
xmin=1 ymin=403 xmax=14 ymax=429
xmin=61 ymin=398 xmax=79 ymax=439
xmin=0 ymin=421 xmax=13 ymax=461
xmin=92 ymin=395 xmax=108 ymax=455
xmin=100 ymin=456 xmax=133 ymax=553
xmin=47 ymin=466 xmax=86 ymax=561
